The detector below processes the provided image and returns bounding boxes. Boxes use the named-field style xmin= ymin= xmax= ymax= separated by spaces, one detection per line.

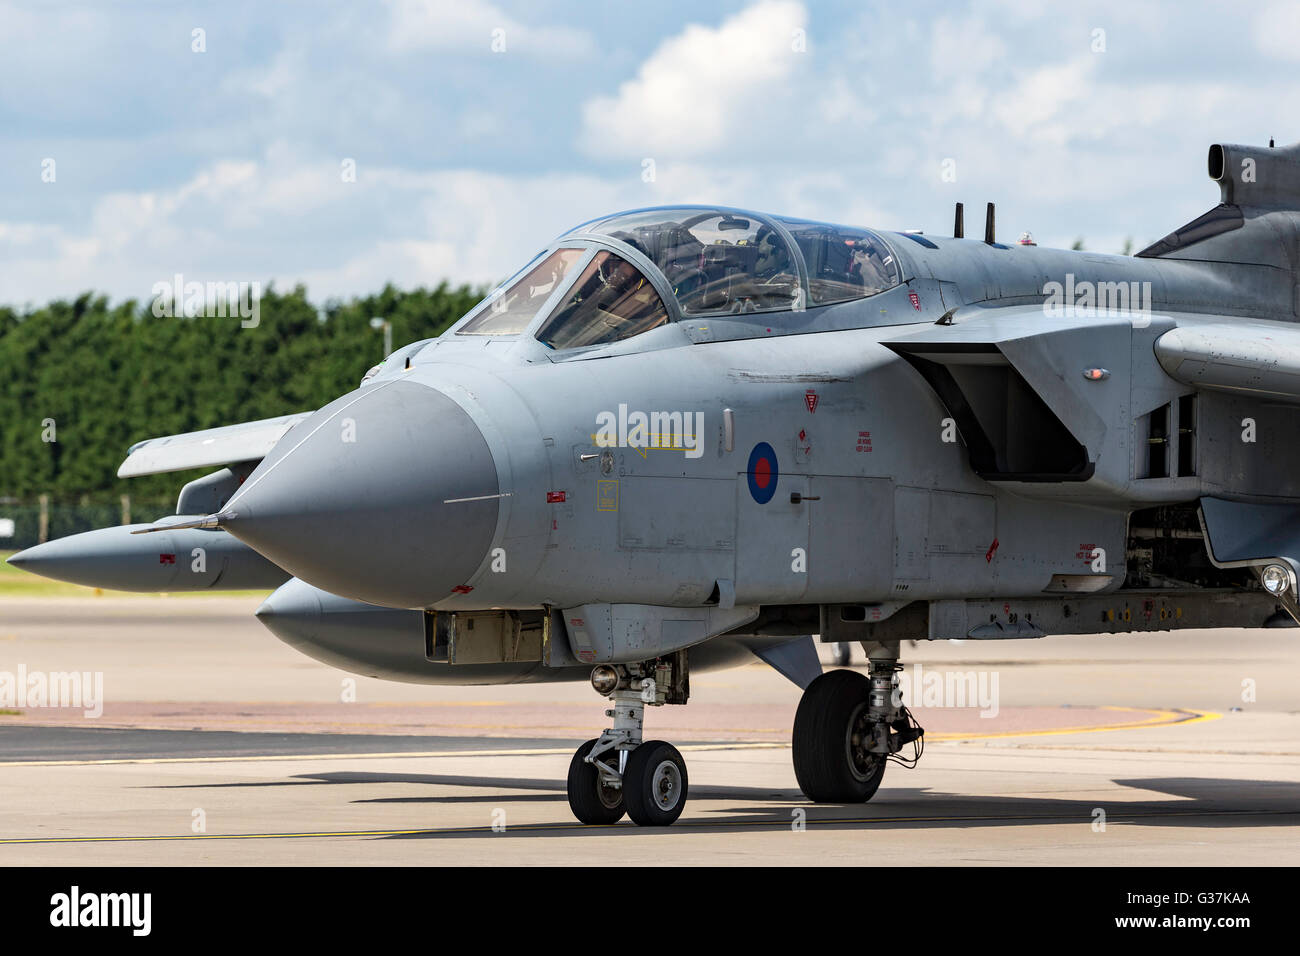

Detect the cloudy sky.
xmin=2 ymin=0 xmax=1297 ymax=307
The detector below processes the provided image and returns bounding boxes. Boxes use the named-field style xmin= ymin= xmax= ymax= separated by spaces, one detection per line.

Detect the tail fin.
xmin=1137 ymin=140 xmax=1300 ymax=289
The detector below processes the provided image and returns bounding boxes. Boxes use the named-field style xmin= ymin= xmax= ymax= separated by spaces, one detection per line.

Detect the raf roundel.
xmin=746 ymin=442 xmax=779 ymax=504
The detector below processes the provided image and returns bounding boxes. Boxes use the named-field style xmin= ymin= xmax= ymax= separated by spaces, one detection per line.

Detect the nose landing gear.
xmin=567 ymin=655 xmax=690 ymax=827
xmin=792 ymin=640 xmax=924 ymax=802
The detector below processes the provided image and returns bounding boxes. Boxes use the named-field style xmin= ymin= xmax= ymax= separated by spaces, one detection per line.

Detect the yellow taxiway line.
xmin=0 ymin=706 xmax=1216 ymax=768
xmin=2 ymin=804 xmax=1290 ymax=846
xmin=928 ymin=705 xmax=1220 ymax=742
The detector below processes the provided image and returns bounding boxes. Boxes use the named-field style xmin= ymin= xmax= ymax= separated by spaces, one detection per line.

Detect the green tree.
xmin=0 ymin=281 xmax=485 ymax=508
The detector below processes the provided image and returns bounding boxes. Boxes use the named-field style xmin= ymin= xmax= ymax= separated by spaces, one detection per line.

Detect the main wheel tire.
xmin=624 ymin=740 xmax=688 ymax=827
xmin=792 ymin=669 xmax=887 ymax=803
xmin=831 ymin=642 xmax=852 ymax=667
xmin=567 ymin=738 xmax=626 ymax=825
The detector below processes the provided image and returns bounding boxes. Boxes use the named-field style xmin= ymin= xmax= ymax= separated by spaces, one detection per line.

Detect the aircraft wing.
xmin=1153 ymin=321 xmax=1300 ymax=403
xmin=881 ymin=305 xmax=1300 ymax=484
xmin=886 ymin=306 xmax=1300 ymax=406
xmin=117 ymin=412 xmax=313 ymax=478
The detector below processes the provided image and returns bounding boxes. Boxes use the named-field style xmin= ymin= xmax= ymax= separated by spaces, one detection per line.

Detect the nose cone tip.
xmin=224 ymin=381 xmax=500 ymax=607
xmin=3 ymin=526 xmax=187 ymax=589
xmin=7 ymin=539 xmax=71 ymax=577
xmin=254 ymin=578 xmax=324 ymax=644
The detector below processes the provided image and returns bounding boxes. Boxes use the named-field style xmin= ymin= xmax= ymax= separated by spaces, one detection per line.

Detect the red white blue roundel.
xmin=747 ymin=442 xmax=779 ymax=504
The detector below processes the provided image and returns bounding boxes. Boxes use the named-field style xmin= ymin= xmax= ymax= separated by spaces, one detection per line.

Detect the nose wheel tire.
xmin=624 ymin=740 xmax=689 ymax=826
xmin=567 ymin=738 xmax=626 ymax=825
xmin=792 ymin=669 xmax=886 ymax=803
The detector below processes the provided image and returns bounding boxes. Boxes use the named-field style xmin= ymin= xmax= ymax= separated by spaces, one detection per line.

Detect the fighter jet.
xmin=13 ymin=138 xmax=1300 ymax=826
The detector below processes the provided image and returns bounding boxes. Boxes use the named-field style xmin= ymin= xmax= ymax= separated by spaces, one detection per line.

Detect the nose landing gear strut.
xmin=567 ymin=654 xmax=690 ymax=827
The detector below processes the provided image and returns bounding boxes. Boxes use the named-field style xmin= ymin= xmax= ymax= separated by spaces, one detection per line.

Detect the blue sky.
xmin=2 ymin=0 xmax=1297 ymax=306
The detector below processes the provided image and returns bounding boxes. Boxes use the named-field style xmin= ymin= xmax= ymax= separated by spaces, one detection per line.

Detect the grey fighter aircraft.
xmin=13 ymin=138 xmax=1300 ymax=826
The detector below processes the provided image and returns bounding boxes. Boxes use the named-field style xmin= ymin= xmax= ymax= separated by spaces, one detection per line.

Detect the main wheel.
xmin=567 ymin=739 xmax=626 ymax=825
xmin=624 ymin=740 xmax=688 ymax=826
xmin=792 ymin=669 xmax=887 ymax=803
xmin=832 ymin=642 xmax=852 ymax=667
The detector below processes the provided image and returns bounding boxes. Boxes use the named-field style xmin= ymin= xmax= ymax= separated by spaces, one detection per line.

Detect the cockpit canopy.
xmin=456 ymin=205 xmax=901 ymax=349
xmin=574 ymin=208 xmax=800 ymax=315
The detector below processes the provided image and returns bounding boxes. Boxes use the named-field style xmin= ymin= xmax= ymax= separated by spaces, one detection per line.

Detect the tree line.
xmin=0 ymin=282 xmax=485 ymax=509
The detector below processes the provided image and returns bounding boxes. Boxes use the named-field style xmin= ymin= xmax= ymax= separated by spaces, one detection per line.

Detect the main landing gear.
xmin=792 ymin=640 xmax=924 ymax=802
xmin=567 ymin=654 xmax=690 ymax=827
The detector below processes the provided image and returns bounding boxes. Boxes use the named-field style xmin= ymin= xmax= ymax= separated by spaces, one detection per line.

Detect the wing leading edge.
xmin=1154 ymin=321 xmax=1300 ymax=403
xmin=116 ymin=412 xmax=312 ymax=478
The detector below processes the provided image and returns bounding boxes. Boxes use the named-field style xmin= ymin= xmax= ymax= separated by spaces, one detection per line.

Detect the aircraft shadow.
xmin=150 ymin=770 xmax=801 ymax=803
xmin=373 ymin=774 xmax=1300 ymax=839
xmin=150 ymin=770 xmax=1300 ymax=838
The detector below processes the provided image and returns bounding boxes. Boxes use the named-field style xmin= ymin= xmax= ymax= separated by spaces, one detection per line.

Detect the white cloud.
xmin=384 ymin=0 xmax=594 ymax=58
xmin=992 ymin=58 xmax=1098 ymax=138
xmin=224 ymin=47 xmax=304 ymax=100
xmin=0 ymin=152 xmax=639 ymax=305
xmin=579 ymin=0 xmax=808 ymax=158
xmin=5 ymin=0 xmax=1300 ymax=308
xmin=0 ymin=144 xmax=905 ymax=307
xmin=929 ymin=14 xmax=1008 ymax=83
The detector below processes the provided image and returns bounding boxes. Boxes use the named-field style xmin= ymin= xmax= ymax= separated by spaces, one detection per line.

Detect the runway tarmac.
xmin=2 ymin=596 xmax=1299 ymax=864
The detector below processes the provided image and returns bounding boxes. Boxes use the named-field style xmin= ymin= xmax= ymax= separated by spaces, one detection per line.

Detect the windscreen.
xmin=458 ymin=247 xmax=587 ymax=336
xmin=536 ymin=251 xmax=669 ymax=350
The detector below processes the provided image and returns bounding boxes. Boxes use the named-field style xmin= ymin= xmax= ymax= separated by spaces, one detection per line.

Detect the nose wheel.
xmin=566 ymin=658 xmax=691 ymax=827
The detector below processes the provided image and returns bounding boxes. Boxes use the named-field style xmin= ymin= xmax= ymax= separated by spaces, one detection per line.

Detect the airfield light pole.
xmin=369 ymin=317 xmax=392 ymax=359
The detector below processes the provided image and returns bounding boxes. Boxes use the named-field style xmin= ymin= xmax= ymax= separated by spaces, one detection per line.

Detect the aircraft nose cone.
xmin=255 ymin=576 xmax=430 ymax=677
xmin=8 ymin=529 xmax=169 ymax=590
xmin=8 ymin=540 xmax=68 ymax=572
xmin=223 ymin=380 xmax=500 ymax=607
xmin=254 ymin=576 xmax=323 ymax=643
